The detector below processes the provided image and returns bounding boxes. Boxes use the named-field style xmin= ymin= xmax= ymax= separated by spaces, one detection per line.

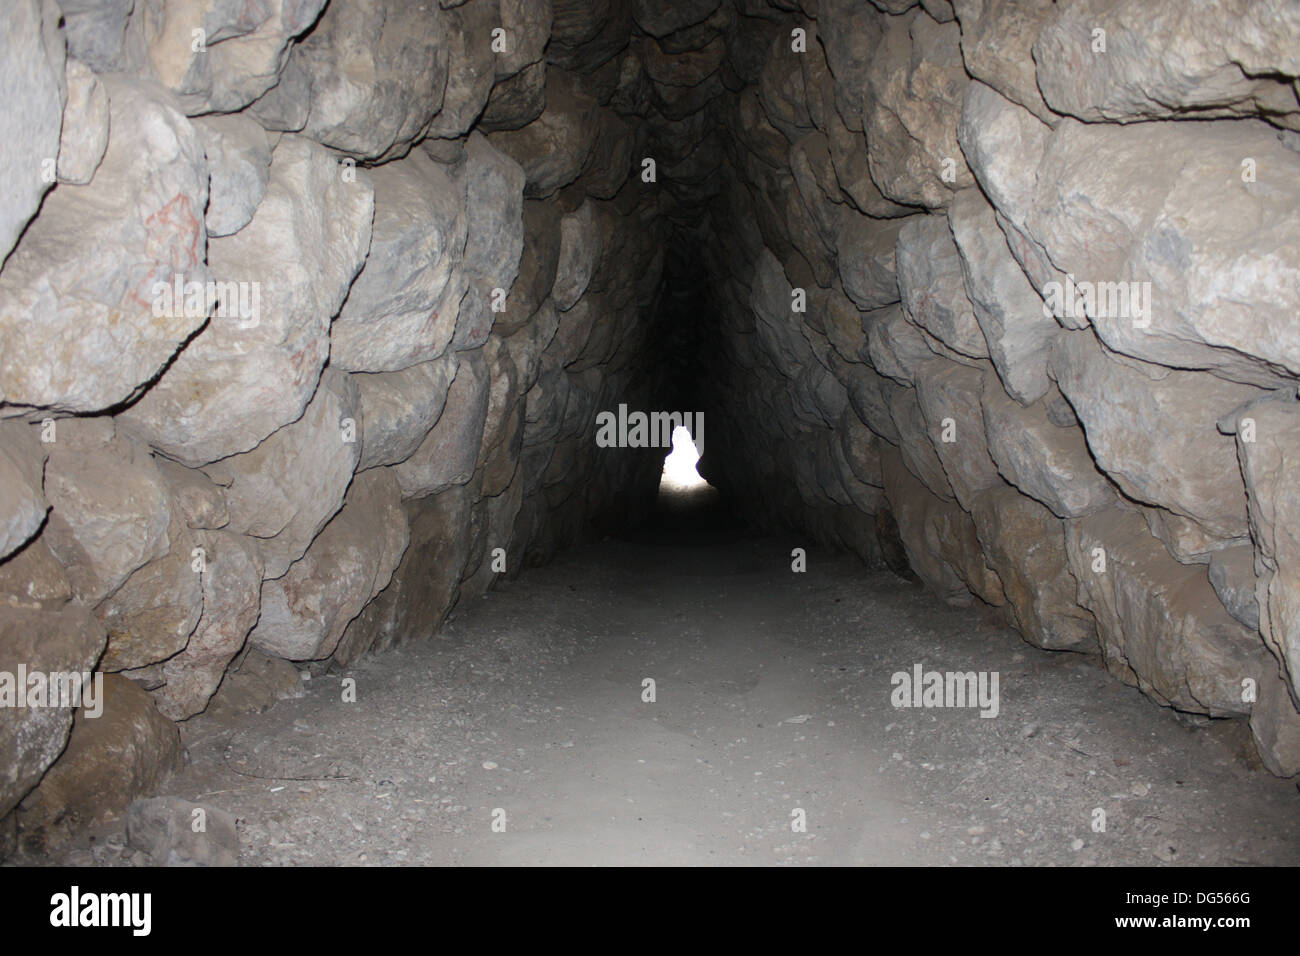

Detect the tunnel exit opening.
xmin=659 ymin=425 xmax=709 ymax=493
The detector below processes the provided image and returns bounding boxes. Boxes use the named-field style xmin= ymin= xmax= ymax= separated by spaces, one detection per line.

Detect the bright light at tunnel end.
xmin=661 ymin=425 xmax=707 ymax=490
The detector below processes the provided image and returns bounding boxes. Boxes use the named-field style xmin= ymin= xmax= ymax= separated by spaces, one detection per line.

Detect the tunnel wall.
xmin=2 ymin=0 xmax=1300 ymax=844
xmin=694 ymin=0 xmax=1300 ymax=776
xmin=0 ymin=0 xmax=673 ymax=832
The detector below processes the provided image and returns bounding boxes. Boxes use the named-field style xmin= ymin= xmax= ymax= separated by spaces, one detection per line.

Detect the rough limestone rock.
xmin=245 ymin=53 xmax=311 ymax=133
xmin=956 ymin=81 xmax=1051 ymax=235
xmin=835 ymin=355 xmax=904 ymax=446
xmin=355 ymin=356 xmax=461 ymax=472
xmin=332 ymin=150 xmax=469 ymax=373
xmin=425 ymin=0 xmax=500 ymax=141
xmin=971 ymin=485 xmax=1097 ymax=651
xmin=948 ymin=188 xmax=1056 ymax=404
xmin=488 ymin=69 xmax=599 ymax=198
xmin=980 ymin=375 xmax=1114 ymax=520
xmin=634 ymin=0 xmax=720 ymax=38
xmin=452 ymin=134 xmax=527 ymax=351
xmin=864 ymin=11 xmax=973 ymax=209
xmin=835 ymin=212 xmax=907 ymax=311
xmin=913 ymin=360 xmax=1001 ymax=510
xmin=789 ymin=132 xmax=846 ymax=258
xmin=1208 ymin=544 xmax=1262 ymax=632
xmin=57 ymin=59 xmax=110 ymax=186
xmin=194 ymin=114 xmax=272 ymax=238
xmin=1066 ymin=508 xmax=1271 ymax=717
xmin=1233 ymin=396 xmax=1300 ymax=696
xmin=42 ymin=420 xmax=172 ymax=603
xmin=881 ymin=444 xmax=1002 ymax=609
xmin=826 ymin=122 xmax=916 ymax=219
xmin=1052 ymin=332 xmax=1259 ymax=541
xmin=549 ymin=0 xmax=634 ymax=74
xmin=150 ymin=529 xmax=262 ymax=721
xmin=0 ymin=0 xmax=64 ymax=263
xmin=0 ymin=605 xmax=106 ymax=818
xmin=867 ymin=304 xmax=940 ymax=388
xmin=1033 ymin=0 xmax=1300 ymax=127
xmin=203 ymin=647 xmax=304 ymax=719
xmin=121 ymin=135 xmax=374 ymax=467
xmin=480 ymin=59 xmax=548 ymax=132
xmin=887 ymin=385 xmax=957 ymax=503
xmin=249 ymin=469 xmax=409 ymax=661
xmin=822 ymin=288 xmax=870 ymax=364
xmin=497 ymin=0 xmax=553 ymax=79
xmin=333 ymin=485 xmax=474 ymax=665
xmin=156 ymin=458 xmax=229 ymax=532
xmin=749 ymin=251 xmax=821 ymax=384
xmin=756 ymin=30 xmax=815 ymax=142
xmin=394 ymin=351 xmax=492 ymax=499
xmin=0 ymin=76 xmax=208 ymax=414
xmin=817 ymin=0 xmax=884 ymax=130
xmin=95 ymin=521 xmax=203 ymax=673
xmin=1143 ymin=506 xmax=1242 ymax=567
xmin=1250 ymin=667 xmax=1300 ymax=777
xmin=126 ymin=796 xmax=239 ymax=867
xmin=57 ymin=0 xmax=134 ymax=74
xmin=0 ymin=536 xmax=73 ymax=614
xmin=460 ymin=470 xmax=525 ymax=598
xmin=895 ymin=215 xmax=987 ymax=360
xmin=644 ymin=34 xmax=726 ymax=92
xmin=0 ymin=422 xmax=48 ymax=561
xmin=16 ymin=675 xmax=182 ymax=835
xmin=134 ymin=0 xmax=328 ymax=115
xmin=203 ymin=369 xmax=362 ymax=580
xmin=504 ymin=300 xmax=561 ymax=390
xmin=553 ymin=202 xmax=604 ymax=311
xmin=270 ymin=0 xmax=449 ymax=161
xmin=1026 ymin=119 xmax=1300 ymax=387
xmin=838 ymin=409 xmax=884 ymax=489
xmin=950 ymin=0 xmax=1055 ymax=122
xmin=478 ymin=394 xmax=525 ymax=499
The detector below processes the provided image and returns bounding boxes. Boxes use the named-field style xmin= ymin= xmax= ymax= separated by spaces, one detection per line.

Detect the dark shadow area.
xmin=652 ymin=482 xmax=736 ymax=537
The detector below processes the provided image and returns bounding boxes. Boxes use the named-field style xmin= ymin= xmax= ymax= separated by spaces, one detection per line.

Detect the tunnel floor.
xmin=47 ymin=488 xmax=1300 ymax=866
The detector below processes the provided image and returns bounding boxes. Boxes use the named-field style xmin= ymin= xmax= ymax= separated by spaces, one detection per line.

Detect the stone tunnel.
xmin=1 ymin=0 xmax=1299 ymax=868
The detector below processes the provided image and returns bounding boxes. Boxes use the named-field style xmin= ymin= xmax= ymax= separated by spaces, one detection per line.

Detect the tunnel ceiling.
xmin=2 ymin=0 xmax=1300 ymax=836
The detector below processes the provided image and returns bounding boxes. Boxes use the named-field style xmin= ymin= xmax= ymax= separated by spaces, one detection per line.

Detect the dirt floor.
xmin=28 ymin=481 xmax=1300 ymax=866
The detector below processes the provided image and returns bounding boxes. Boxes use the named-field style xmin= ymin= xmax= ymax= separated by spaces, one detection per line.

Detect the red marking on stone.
xmin=145 ymin=194 xmax=201 ymax=270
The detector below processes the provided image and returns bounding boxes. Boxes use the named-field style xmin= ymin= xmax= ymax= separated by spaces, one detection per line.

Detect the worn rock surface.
xmin=0 ymin=76 xmax=208 ymax=414
xmin=120 ymin=135 xmax=374 ymax=467
xmin=0 ymin=605 xmax=105 ymax=819
xmin=203 ymin=648 xmax=304 ymax=720
xmin=15 ymin=674 xmax=182 ymax=842
xmin=0 ymin=0 xmax=65 ymax=263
